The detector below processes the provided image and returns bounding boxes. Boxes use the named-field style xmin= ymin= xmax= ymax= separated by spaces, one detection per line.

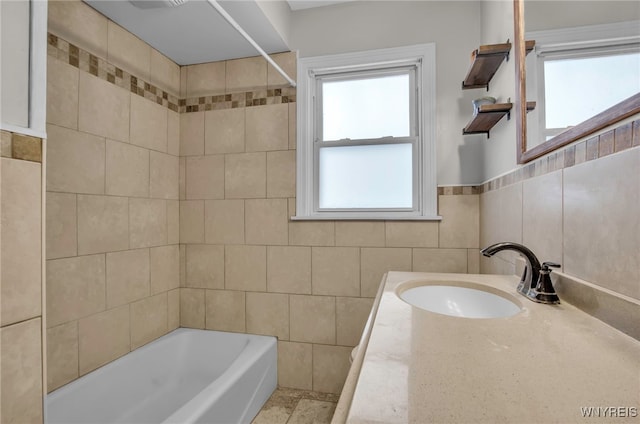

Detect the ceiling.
xmin=85 ymin=0 xmax=352 ymax=65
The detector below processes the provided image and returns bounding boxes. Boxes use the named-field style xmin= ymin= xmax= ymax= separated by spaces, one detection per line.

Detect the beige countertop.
xmin=337 ymin=272 xmax=640 ymax=424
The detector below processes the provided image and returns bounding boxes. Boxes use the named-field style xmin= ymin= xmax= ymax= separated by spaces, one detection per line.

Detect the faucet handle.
xmin=541 ymin=261 xmax=560 ymax=271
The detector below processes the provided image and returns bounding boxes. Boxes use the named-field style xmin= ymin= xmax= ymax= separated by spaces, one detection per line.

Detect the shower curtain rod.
xmin=205 ymin=0 xmax=297 ymax=88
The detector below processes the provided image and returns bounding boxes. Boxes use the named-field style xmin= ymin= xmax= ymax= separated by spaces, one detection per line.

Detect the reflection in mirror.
xmin=515 ymin=0 xmax=640 ymax=163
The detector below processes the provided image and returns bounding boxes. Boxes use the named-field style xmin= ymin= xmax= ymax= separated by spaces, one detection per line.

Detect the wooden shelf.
xmin=462 ymin=43 xmax=511 ymax=90
xmin=461 ymin=40 xmax=535 ymax=90
xmin=463 ymin=103 xmax=513 ymax=136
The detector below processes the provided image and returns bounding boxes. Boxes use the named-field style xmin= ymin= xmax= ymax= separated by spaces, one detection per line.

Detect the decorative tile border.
xmin=437 ymin=186 xmax=480 ymax=195
xmin=180 ymin=87 xmax=296 ymax=113
xmin=1 ymin=130 xmax=43 ymax=163
xmin=480 ymin=119 xmax=640 ymax=194
xmin=47 ymin=33 xmax=296 ymax=115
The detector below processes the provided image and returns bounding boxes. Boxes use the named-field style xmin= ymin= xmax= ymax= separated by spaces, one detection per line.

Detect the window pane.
xmin=322 ymin=74 xmax=410 ymax=141
xmin=318 ymin=143 xmax=412 ymax=209
xmin=544 ymin=52 xmax=640 ymax=129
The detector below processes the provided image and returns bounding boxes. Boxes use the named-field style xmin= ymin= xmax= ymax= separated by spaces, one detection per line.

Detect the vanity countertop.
xmin=337 ymin=272 xmax=640 ymax=423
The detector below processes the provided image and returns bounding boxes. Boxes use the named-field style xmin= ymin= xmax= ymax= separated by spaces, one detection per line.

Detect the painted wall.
xmin=289 ymin=1 xmax=485 ymax=185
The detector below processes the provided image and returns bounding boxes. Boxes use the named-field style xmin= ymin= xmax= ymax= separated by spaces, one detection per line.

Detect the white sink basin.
xmin=398 ymin=283 xmax=521 ymax=319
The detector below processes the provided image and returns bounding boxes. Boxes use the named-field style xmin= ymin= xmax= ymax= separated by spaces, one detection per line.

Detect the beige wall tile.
xmin=48 ymin=0 xmax=107 ymax=58
xmin=312 ymin=345 xmax=351 ymax=394
xmin=290 ymin=295 xmax=335 ymax=344
xmin=150 ymin=151 xmax=179 ymax=200
xmin=186 ymin=155 xmax=225 ymax=199
xmin=336 ymin=297 xmax=374 ymax=347
xmin=468 ymin=249 xmax=480 ymax=274
xmin=168 ymin=289 xmax=180 ymax=331
xmin=131 ymin=293 xmax=168 ymax=350
xmin=185 ymin=244 xmax=224 ymax=290
xmin=180 ymin=65 xmax=187 ymax=98
xmin=245 ymin=199 xmax=289 ymax=245
xmin=46 ymin=124 xmax=105 ymax=194
xmin=0 ymin=318 xmax=43 ymax=423
xmin=180 ymin=200 xmax=205 ymax=243
xmin=106 ymin=139 xmax=150 ymax=197
xmin=1 ymin=159 xmax=41 ymax=326
xmin=167 ymin=200 xmax=180 ymax=245
xmin=47 ymin=254 xmax=106 ymax=327
xmin=226 ymin=56 xmax=267 ymax=91
xmin=79 ymin=305 xmax=130 ymax=375
xmin=563 ymin=148 xmax=640 ymax=299
xmin=205 ymin=200 xmax=245 ymax=244
xmin=289 ymin=103 xmax=297 ymax=150
xmin=312 ymin=247 xmax=360 ymax=297
xmin=246 ymin=292 xmax=289 ymax=340
xmin=180 ymin=288 xmax=205 ymax=329
xmin=336 ymin=222 xmax=385 ymax=247
xmin=385 ymin=222 xmax=439 ymax=247
xmin=179 ymin=244 xmax=186 ymax=286
xmin=479 ymin=184 xmax=523 ymax=266
xmin=47 ymin=192 xmax=77 ymax=260
xmin=360 ymin=248 xmax=412 ymax=297
xmin=150 ymin=245 xmax=180 ymax=294
xmin=180 ymin=111 xmax=205 ymax=156
xmin=267 ymin=150 xmax=295 ymax=198
xmin=438 ymin=195 xmax=479 ymax=248
xmin=413 ymin=248 xmax=468 ymax=273
xmin=522 ymin=171 xmax=563 ymax=266
xmin=267 ymin=246 xmax=311 ymax=294
xmin=78 ymin=72 xmax=130 ymax=142
xmin=77 ymin=194 xmax=128 ymax=255
xmin=225 ymin=245 xmax=267 ymax=292
xmin=246 ymin=104 xmax=289 ymax=152
xmin=186 ymin=61 xmax=225 ymax=97
xmin=268 ymin=52 xmax=297 ymax=89
xmin=150 ymin=48 xmax=180 ymax=96
xmin=47 ymin=56 xmax=79 ymax=129
xmin=205 ymin=290 xmax=246 ymax=333
xmin=225 ymin=152 xmax=266 ymax=199
xmin=106 ymin=249 xmax=150 ymax=308
xmin=107 ymin=21 xmax=151 ymax=81
xmin=47 ymin=321 xmax=78 ymax=392
xmin=277 ymin=341 xmax=312 ymax=390
xmin=130 ymin=94 xmax=168 ymax=152
xmin=130 ymin=198 xmax=168 ymax=248
xmin=167 ymin=110 xmax=180 ymax=156
xmin=205 ymin=108 xmax=245 ymax=154
xmin=179 ymin=156 xmax=186 ymax=200
xmin=0 ymin=130 xmax=11 ymax=157
xmin=289 ymin=221 xmax=335 ymax=246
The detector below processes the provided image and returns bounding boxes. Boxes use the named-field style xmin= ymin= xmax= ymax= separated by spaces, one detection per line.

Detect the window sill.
xmin=291 ymin=214 xmax=443 ymax=221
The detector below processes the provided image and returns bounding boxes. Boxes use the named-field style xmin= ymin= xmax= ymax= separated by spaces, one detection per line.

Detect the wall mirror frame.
xmin=514 ymin=0 xmax=640 ymax=164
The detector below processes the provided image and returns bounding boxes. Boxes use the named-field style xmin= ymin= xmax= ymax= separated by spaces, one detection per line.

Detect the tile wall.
xmin=178 ymin=58 xmax=481 ymax=394
xmin=0 ymin=131 xmax=44 ymax=423
xmin=480 ymin=120 xmax=640 ymax=338
xmin=44 ymin=0 xmax=481 ymax=397
xmin=45 ymin=1 xmax=180 ymax=392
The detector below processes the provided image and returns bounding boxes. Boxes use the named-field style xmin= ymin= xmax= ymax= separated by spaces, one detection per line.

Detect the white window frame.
xmin=294 ymin=44 xmax=438 ymax=220
xmin=526 ymin=21 xmax=640 ymax=142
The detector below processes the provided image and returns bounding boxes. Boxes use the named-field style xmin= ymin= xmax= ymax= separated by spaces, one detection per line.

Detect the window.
xmin=526 ymin=21 xmax=640 ymax=142
xmin=295 ymin=44 xmax=438 ymax=220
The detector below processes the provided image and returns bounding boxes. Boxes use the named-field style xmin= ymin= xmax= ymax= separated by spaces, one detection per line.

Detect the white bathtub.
xmin=46 ymin=328 xmax=277 ymax=424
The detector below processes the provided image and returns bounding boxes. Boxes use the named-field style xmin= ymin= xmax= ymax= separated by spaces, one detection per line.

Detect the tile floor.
xmin=252 ymin=387 xmax=340 ymax=424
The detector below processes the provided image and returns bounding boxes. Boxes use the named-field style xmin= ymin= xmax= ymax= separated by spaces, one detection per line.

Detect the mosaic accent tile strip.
xmin=437 ymin=186 xmax=481 ymax=195
xmin=47 ymin=33 xmax=296 ymax=115
xmin=480 ymin=119 xmax=640 ymax=194
xmin=48 ymin=33 xmax=181 ymax=112
xmin=180 ymin=87 xmax=297 ymax=113
xmin=1 ymin=130 xmax=43 ymax=163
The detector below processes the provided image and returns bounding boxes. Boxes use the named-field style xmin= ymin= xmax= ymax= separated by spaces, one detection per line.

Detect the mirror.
xmin=514 ymin=0 xmax=640 ymax=163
